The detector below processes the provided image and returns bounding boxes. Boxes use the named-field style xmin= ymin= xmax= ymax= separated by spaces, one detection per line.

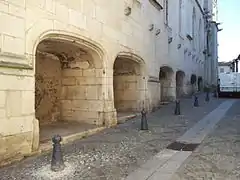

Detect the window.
xmin=164 ymin=0 xmax=169 ymax=25
xmin=178 ymin=0 xmax=183 ymax=34
xmin=192 ymin=7 xmax=196 ymax=49
xmin=198 ymin=19 xmax=202 ymax=51
xmin=192 ymin=7 xmax=196 ymax=38
xmin=220 ymin=68 xmax=224 ymax=73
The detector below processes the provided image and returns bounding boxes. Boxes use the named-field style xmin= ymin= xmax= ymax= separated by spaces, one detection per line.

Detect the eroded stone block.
xmin=1 ymin=115 xmax=33 ymax=136
xmin=6 ymin=91 xmax=22 ymax=117
xmin=0 ymin=131 xmax=32 ymax=166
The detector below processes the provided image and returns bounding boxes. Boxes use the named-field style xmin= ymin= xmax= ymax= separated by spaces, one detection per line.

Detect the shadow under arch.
xmin=197 ymin=76 xmax=203 ymax=91
xmin=176 ymin=70 xmax=186 ymax=98
xmin=159 ymin=65 xmax=175 ymax=101
xmin=113 ymin=52 xmax=147 ymax=115
xmin=34 ymin=31 xmax=110 ymax=146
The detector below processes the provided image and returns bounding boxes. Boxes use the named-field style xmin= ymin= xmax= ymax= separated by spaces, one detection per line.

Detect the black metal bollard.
xmin=51 ymin=135 xmax=65 ymax=172
xmin=174 ymin=99 xmax=181 ymax=115
xmin=205 ymin=91 xmax=210 ymax=102
xmin=140 ymin=109 xmax=148 ymax=130
xmin=194 ymin=95 xmax=199 ymax=107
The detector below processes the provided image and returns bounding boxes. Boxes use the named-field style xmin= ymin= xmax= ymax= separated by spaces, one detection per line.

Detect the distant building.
xmin=218 ymin=61 xmax=231 ymax=73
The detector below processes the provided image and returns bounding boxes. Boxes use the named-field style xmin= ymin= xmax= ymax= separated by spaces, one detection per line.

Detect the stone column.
xmin=167 ymin=72 xmax=176 ymax=101
xmin=102 ymin=68 xmax=117 ymax=127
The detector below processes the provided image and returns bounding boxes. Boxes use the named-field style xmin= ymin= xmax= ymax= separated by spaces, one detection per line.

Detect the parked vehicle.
xmin=218 ymin=72 xmax=240 ymax=97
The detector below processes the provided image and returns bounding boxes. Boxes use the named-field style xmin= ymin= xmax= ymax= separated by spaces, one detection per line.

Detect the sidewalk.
xmin=126 ymin=99 xmax=236 ymax=180
xmin=0 ymin=95 xmax=225 ymax=180
xmin=172 ymin=100 xmax=240 ymax=180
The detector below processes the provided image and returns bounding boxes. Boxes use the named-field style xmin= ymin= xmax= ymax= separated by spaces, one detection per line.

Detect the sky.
xmin=218 ymin=0 xmax=240 ymax=62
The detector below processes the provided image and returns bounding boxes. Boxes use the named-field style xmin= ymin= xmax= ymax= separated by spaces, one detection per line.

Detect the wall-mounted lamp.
xmin=155 ymin=29 xmax=161 ymax=36
xmin=177 ymin=44 xmax=181 ymax=49
xmin=149 ymin=24 xmax=154 ymax=31
xmin=168 ymin=37 xmax=173 ymax=44
xmin=124 ymin=6 xmax=131 ymax=16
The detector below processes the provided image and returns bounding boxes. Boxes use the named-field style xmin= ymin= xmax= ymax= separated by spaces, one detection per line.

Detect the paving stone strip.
xmin=172 ymin=100 xmax=240 ymax=180
xmin=176 ymin=100 xmax=236 ymax=144
xmin=125 ymin=100 xmax=236 ymax=180
xmin=0 ymin=96 xmax=226 ymax=180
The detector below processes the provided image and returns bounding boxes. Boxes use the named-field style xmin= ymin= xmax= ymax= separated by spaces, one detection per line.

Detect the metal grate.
xmin=166 ymin=141 xmax=200 ymax=152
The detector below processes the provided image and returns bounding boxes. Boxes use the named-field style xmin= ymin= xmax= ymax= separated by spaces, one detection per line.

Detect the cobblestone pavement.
xmin=0 ymin=95 xmax=225 ymax=180
xmin=172 ymin=99 xmax=240 ymax=180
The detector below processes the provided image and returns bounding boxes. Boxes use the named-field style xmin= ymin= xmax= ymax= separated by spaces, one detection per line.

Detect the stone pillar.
xmin=0 ymin=68 xmax=36 ymax=166
xmin=147 ymin=76 xmax=161 ymax=110
xmin=169 ymin=74 xmax=176 ymax=101
xmin=102 ymin=68 xmax=117 ymax=127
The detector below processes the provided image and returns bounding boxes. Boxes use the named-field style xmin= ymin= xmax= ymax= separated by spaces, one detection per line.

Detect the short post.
xmin=51 ymin=135 xmax=65 ymax=172
xmin=194 ymin=95 xmax=199 ymax=107
xmin=174 ymin=99 xmax=181 ymax=115
xmin=205 ymin=91 xmax=210 ymax=102
xmin=140 ymin=109 xmax=148 ymax=130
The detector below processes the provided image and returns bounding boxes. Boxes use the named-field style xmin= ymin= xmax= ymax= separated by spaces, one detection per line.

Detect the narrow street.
xmin=1 ymin=95 xmax=239 ymax=180
xmin=172 ymin=99 xmax=240 ymax=180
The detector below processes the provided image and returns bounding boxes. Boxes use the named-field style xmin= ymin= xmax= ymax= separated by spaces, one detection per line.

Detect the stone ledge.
xmin=0 ymin=52 xmax=33 ymax=70
xmin=148 ymin=76 xmax=160 ymax=83
xmin=39 ymin=126 xmax=106 ymax=153
xmin=0 ymin=61 xmax=33 ymax=70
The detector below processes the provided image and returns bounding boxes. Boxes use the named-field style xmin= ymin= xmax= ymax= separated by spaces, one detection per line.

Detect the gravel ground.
xmin=172 ymin=99 xmax=240 ymax=180
xmin=0 ymin=95 xmax=225 ymax=180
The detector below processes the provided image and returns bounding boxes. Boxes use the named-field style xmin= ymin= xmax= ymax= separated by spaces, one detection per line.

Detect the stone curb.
xmin=39 ymin=126 xmax=106 ymax=153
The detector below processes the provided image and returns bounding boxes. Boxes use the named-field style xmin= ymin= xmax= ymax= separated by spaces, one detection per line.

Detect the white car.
xmin=218 ymin=72 xmax=240 ymax=97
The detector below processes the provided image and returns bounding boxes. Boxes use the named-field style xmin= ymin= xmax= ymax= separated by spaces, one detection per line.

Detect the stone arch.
xmin=113 ymin=52 xmax=146 ymax=113
xmin=25 ymin=19 xmax=107 ymax=68
xmin=114 ymin=52 xmax=146 ymax=73
xmin=34 ymin=32 xmax=108 ymax=144
xmin=159 ymin=66 xmax=175 ymax=101
xmin=176 ymin=70 xmax=185 ymax=98
xmin=31 ymin=31 xmax=106 ymax=68
xmin=197 ymin=76 xmax=203 ymax=91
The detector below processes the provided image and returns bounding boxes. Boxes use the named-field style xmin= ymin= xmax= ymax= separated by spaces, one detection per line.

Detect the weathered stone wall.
xmin=61 ymin=67 xmax=104 ymax=125
xmin=161 ymin=80 xmax=176 ymax=101
xmin=147 ymin=79 xmax=161 ymax=110
xmin=114 ymin=75 xmax=141 ymax=112
xmin=35 ymin=53 xmax=62 ymax=124
xmin=0 ymin=0 xmax=207 ymax=166
xmin=0 ymin=68 xmax=35 ymax=166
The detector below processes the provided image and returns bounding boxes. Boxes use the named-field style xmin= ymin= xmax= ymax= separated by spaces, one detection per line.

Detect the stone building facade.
xmin=203 ymin=0 xmax=220 ymax=87
xmin=218 ymin=61 xmax=231 ymax=74
xmin=0 ymin=0 xmax=212 ymax=165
